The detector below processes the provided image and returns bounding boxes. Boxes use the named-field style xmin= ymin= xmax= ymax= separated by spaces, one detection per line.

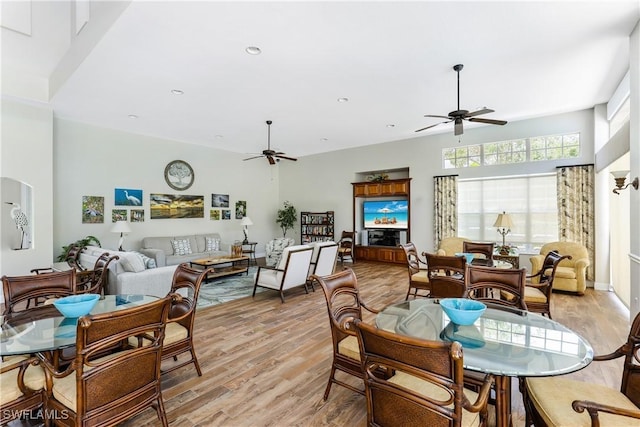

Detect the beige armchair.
xmin=435 ymin=236 xmax=470 ymax=256
xmin=530 ymin=241 xmax=590 ymax=295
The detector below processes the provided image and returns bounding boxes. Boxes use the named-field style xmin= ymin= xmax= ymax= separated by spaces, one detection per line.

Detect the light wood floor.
xmin=8 ymin=260 xmax=629 ymax=427
xmin=115 ymin=260 xmax=631 ymax=427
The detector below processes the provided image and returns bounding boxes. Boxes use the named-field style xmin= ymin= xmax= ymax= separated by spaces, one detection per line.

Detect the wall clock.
xmin=164 ymin=160 xmax=194 ymax=191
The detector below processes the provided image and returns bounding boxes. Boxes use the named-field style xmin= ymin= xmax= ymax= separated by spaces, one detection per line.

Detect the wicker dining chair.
xmin=424 ymin=253 xmax=467 ymax=298
xmin=465 ymin=264 xmax=528 ymax=310
xmin=312 ymin=268 xmax=380 ymax=400
xmin=523 ymin=250 xmax=571 ymax=318
xmin=399 ymin=242 xmax=430 ymax=300
xmin=1 ymin=270 xmax=77 ymax=315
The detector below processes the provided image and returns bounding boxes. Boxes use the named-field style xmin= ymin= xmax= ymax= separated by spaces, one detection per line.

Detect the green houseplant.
xmin=57 ymin=235 xmax=101 ymax=261
xmin=276 ymin=201 xmax=297 ymax=237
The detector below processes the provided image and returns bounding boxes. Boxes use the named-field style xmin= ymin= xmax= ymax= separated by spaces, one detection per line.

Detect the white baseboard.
xmin=593 ymin=281 xmax=611 ymax=291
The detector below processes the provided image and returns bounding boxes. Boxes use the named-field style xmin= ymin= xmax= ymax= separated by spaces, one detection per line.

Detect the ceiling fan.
xmin=243 ymin=120 xmax=297 ymax=165
xmin=415 ymin=64 xmax=508 ymax=136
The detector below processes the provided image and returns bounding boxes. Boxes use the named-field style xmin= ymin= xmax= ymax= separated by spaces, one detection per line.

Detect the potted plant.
xmin=57 ymin=235 xmax=101 ymax=262
xmin=276 ymin=201 xmax=297 ymax=237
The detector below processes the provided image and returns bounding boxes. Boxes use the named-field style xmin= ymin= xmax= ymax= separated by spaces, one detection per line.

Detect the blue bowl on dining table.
xmin=53 ymin=294 xmax=100 ymax=318
xmin=439 ymin=298 xmax=486 ymax=326
xmin=455 ymin=252 xmax=475 ymax=264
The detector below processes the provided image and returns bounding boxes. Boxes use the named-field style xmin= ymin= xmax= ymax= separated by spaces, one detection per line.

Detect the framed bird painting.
xmin=115 ymin=188 xmax=143 ymax=206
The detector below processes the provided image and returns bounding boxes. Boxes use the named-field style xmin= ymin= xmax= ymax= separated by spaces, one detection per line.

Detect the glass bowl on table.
xmin=454 ymin=252 xmax=475 ymax=264
xmin=53 ymin=294 xmax=100 ymax=318
xmin=439 ymin=298 xmax=486 ymax=326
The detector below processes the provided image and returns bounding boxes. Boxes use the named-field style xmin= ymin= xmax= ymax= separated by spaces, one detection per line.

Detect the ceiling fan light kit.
xmin=415 ymin=63 xmax=508 ymax=136
xmin=243 ymin=120 xmax=298 ymax=165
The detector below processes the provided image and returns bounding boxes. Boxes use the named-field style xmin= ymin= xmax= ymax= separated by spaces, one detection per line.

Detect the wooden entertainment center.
xmin=352 ymin=177 xmax=411 ymax=264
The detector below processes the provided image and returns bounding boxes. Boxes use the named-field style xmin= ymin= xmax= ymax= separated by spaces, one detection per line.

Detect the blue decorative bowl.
xmin=53 ymin=294 xmax=100 ymax=318
xmin=455 ymin=252 xmax=475 ymax=264
xmin=439 ymin=298 xmax=486 ymax=326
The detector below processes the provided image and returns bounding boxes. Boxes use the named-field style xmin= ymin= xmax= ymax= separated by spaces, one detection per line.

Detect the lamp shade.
xmin=241 ymin=216 xmax=253 ymax=226
xmin=493 ymin=212 xmax=514 ymax=229
xmin=611 ymin=170 xmax=630 ymax=179
xmin=110 ymin=221 xmax=131 ymax=234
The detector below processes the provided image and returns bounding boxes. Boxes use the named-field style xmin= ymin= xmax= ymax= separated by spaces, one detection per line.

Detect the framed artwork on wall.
xmin=221 ymin=209 xmax=231 ymax=220
xmin=212 ymin=193 xmax=229 ymax=208
xmin=235 ymin=201 xmax=246 ymax=219
xmin=164 ymin=160 xmax=194 ymax=191
xmin=150 ymin=193 xmax=204 ymax=219
xmin=131 ymin=209 xmax=144 ymax=222
xmin=82 ymin=196 xmax=104 ymax=224
xmin=112 ymin=209 xmax=127 ymax=222
xmin=115 ymin=188 xmax=143 ymax=206
xmin=210 ymin=209 xmax=220 ymax=220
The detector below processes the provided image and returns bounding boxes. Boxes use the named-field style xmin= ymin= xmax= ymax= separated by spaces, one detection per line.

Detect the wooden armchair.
xmin=353 ymin=319 xmax=494 ymax=427
xmin=75 ymin=252 xmax=120 ymax=296
xmin=424 ymin=253 xmax=467 ymax=298
xmin=31 ymin=244 xmax=85 ymax=275
xmin=0 ymin=356 xmax=45 ymax=425
xmin=1 ymin=270 xmax=76 ymax=315
xmin=466 ymin=265 xmax=528 ymax=310
xmin=523 ymin=309 xmax=640 ymax=426
xmin=524 ymin=250 xmax=571 ymax=318
xmin=337 ymin=231 xmax=355 ymax=264
xmin=462 ymin=241 xmax=495 ymax=261
xmin=37 ymin=296 xmax=174 ymax=427
xmin=399 ymin=242 xmax=430 ymax=300
xmin=311 ymin=268 xmax=380 ymax=400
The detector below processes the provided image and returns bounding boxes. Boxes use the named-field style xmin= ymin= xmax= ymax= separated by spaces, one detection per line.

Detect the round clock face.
xmin=164 ymin=160 xmax=194 ymax=191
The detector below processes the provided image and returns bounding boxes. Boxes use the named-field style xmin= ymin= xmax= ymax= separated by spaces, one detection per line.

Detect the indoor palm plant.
xmin=276 ymin=201 xmax=297 ymax=237
xmin=57 ymin=235 xmax=101 ymax=261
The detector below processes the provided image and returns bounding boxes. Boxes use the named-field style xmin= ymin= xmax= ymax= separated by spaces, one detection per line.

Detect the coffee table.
xmin=189 ymin=255 xmax=250 ymax=282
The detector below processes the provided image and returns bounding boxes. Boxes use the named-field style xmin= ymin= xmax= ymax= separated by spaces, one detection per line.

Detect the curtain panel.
xmin=434 ymin=175 xmax=458 ymax=249
xmin=557 ymin=165 xmax=595 ymax=281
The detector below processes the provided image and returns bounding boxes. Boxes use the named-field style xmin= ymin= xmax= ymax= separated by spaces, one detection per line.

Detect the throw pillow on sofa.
xmin=130 ymin=251 xmax=157 ymax=269
xmin=118 ymin=252 xmax=146 ymax=273
xmin=171 ymin=239 xmax=192 ymax=256
xmin=205 ymin=236 xmax=220 ymax=251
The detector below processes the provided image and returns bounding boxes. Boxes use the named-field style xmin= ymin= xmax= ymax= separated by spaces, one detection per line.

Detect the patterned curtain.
xmin=557 ymin=165 xmax=595 ymax=281
xmin=434 ymin=175 xmax=458 ymax=249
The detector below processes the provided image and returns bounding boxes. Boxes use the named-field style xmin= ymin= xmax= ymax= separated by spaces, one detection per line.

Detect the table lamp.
xmin=110 ymin=220 xmax=131 ymax=251
xmin=241 ymin=216 xmax=253 ymax=245
xmin=493 ymin=211 xmax=514 ymax=254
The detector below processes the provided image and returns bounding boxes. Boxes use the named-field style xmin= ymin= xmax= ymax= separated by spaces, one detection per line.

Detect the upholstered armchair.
xmin=530 ymin=241 xmax=590 ymax=295
xmin=435 ymin=236 xmax=470 ymax=256
xmin=265 ymin=237 xmax=295 ymax=267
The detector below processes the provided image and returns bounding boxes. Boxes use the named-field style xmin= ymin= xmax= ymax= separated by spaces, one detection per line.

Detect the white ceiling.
xmin=4 ymin=1 xmax=639 ymax=158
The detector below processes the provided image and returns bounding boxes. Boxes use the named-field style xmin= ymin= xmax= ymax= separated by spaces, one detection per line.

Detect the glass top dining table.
xmin=376 ymin=298 xmax=594 ymax=427
xmin=0 ymin=294 xmax=159 ymax=356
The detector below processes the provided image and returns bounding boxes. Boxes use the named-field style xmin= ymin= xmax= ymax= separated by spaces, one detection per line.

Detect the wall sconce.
xmin=611 ymin=170 xmax=639 ymax=195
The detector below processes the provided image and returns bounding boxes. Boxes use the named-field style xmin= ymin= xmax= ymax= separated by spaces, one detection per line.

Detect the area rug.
xmin=197 ymin=266 xmax=262 ymax=308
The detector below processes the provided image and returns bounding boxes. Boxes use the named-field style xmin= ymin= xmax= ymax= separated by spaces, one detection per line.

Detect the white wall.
xmin=629 ymin=20 xmax=640 ymax=319
xmin=53 ymin=118 xmax=282 ymax=259
xmin=0 ymin=98 xmax=54 ymax=296
xmin=281 ymin=109 xmax=595 ymax=261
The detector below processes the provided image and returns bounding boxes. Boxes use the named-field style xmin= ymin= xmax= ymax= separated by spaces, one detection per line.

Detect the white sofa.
xmin=79 ymin=246 xmax=178 ymax=298
xmin=139 ymin=233 xmax=230 ymax=267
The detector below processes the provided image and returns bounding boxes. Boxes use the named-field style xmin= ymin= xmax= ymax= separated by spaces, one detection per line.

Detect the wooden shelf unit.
xmin=352 ymin=178 xmax=411 ymax=264
xmin=301 ymin=211 xmax=335 ymax=243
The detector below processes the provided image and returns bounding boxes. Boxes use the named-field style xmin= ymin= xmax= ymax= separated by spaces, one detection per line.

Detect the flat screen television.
xmin=363 ymin=200 xmax=408 ymax=229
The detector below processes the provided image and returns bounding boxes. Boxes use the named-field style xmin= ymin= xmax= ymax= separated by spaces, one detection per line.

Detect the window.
xmin=458 ymin=174 xmax=558 ymax=248
xmin=442 ymin=132 xmax=580 ymax=169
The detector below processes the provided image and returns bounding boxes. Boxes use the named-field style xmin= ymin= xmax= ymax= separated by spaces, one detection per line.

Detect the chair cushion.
xmin=526 ymin=376 xmax=640 ymax=427
xmin=524 ymin=286 xmax=547 ymax=303
xmin=127 ymin=321 xmax=188 ymax=348
xmin=0 ymin=356 xmax=45 ymax=405
xmin=553 ymin=266 xmax=577 ymax=280
xmin=389 ymin=371 xmax=481 ymax=427
xmin=411 ymin=270 xmax=429 ymax=283
xmin=337 ymin=335 xmax=360 ymax=361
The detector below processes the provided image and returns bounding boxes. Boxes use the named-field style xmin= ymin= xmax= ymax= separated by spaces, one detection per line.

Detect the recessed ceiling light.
xmin=128 ymin=114 xmax=138 ymax=119
xmin=337 ymin=97 xmax=349 ymax=103
xmin=245 ymin=46 xmax=261 ymax=55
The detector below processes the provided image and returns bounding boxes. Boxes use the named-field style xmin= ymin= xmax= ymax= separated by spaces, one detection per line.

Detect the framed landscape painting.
xmin=150 ymin=193 xmax=204 ymax=219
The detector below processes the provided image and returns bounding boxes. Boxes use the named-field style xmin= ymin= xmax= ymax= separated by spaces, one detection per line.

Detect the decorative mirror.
xmin=164 ymin=160 xmax=194 ymax=191
xmin=1 ymin=177 xmax=34 ymax=250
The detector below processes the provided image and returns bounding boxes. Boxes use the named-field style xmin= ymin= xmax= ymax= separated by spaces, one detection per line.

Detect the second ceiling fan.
xmin=415 ymin=64 xmax=507 ymax=136
xmin=243 ymin=120 xmax=297 ymax=165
